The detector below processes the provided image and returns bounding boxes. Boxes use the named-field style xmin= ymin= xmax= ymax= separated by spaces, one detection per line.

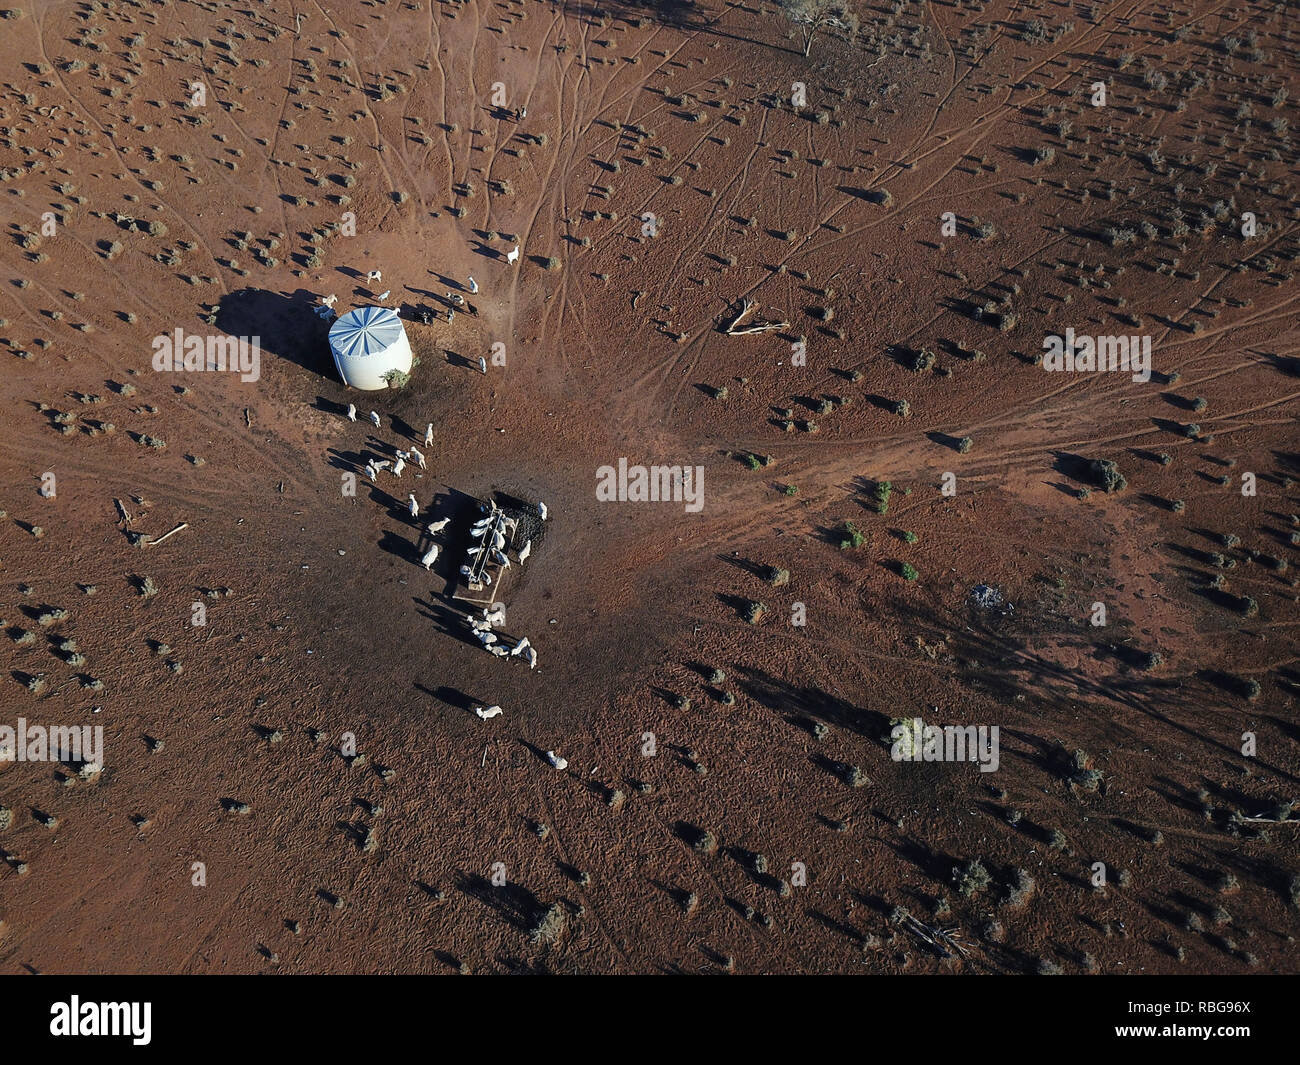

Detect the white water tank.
xmin=329 ymin=306 xmax=413 ymax=390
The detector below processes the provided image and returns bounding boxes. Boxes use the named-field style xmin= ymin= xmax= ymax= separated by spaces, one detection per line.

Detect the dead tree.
xmin=781 ymin=0 xmax=858 ymax=57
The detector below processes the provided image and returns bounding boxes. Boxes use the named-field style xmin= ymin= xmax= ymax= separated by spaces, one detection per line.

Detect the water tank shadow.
xmin=214 ymin=287 xmax=333 ymax=377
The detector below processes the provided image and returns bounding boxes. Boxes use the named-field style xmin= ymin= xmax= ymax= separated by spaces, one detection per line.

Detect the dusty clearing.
xmin=0 ymin=0 xmax=1297 ymax=974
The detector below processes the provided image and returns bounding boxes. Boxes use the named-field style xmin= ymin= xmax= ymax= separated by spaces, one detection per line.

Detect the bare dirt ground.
xmin=0 ymin=0 xmax=1297 ymax=974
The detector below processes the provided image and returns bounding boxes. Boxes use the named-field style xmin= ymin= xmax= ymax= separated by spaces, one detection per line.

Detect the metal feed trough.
xmin=452 ymin=500 xmax=513 ymax=606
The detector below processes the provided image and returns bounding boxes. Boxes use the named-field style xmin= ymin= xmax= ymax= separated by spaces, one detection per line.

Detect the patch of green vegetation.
xmin=868 ymin=480 xmax=892 ymax=514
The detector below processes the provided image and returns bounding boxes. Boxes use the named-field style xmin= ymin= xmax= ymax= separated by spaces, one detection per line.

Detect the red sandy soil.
xmin=0 ymin=0 xmax=1297 ymax=974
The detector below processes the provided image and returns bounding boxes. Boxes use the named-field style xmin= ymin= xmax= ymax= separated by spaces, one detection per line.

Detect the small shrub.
xmin=869 ymin=481 xmax=892 ymax=514
xmin=954 ymin=858 xmax=992 ymax=898
xmin=1090 ymin=458 xmax=1127 ymax=492
xmin=1004 ymin=868 xmax=1036 ymax=908
xmin=1068 ymin=748 xmax=1103 ymax=791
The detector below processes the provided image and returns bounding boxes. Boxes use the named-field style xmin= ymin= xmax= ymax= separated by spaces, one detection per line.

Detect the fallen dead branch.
xmin=721 ymin=298 xmax=787 ymax=335
xmin=899 ymin=911 xmax=971 ymax=959
xmin=1234 ymin=798 xmax=1298 ymax=825
xmin=729 ymin=319 xmax=788 ymax=336
xmin=144 ymin=522 xmax=189 ymax=547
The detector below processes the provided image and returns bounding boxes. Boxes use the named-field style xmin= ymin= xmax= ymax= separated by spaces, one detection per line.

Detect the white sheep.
xmin=521 ymin=646 xmax=537 ymax=669
xmin=346 ymin=403 xmax=357 ymax=422
xmin=488 ymin=645 xmax=509 ymax=657
xmin=518 ymin=539 xmax=531 ymax=564
xmin=506 ymin=245 xmax=520 ymax=265
xmin=468 ymin=276 xmax=479 ymax=294
xmin=377 ymin=289 xmax=391 ymax=301
xmin=424 ymin=423 xmax=434 ymax=446
xmin=484 ymin=603 xmax=506 ymax=625
xmin=407 ymin=493 xmax=420 ymax=518
xmin=477 ymin=356 xmax=487 ymax=375
xmin=365 ymin=461 xmax=378 ymax=483
xmin=426 ymin=517 xmax=450 ymax=534
xmin=420 ymin=544 xmax=439 ymax=569
xmin=374 ymin=459 xmax=392 ymax=472
xmin=546 ymin=750 xmax=568 ymax=770
xmin=369 ymin=411 xmax=381 ymax=428
xmin=366 ymin=270 xmax=382 ymax=283
xmin=510 ymin=637 xmax=531 ymax=656
xmin=474 ymin=705 xmax=503 ymax=719
xmin=475 ymin=630 xmax=498 ymax=645
xmin=392 ymin=455 xmax=406 ymax=478
xmin=323 ymin=294 xmax=338 ymax=307
xmin=410 ymin=446 xmax=427 ymax=470
xmin=538 ymin=501 xmax=549 ymax=521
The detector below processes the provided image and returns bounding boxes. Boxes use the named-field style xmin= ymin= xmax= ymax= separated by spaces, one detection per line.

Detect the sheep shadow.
xmin=313 ymin=395 xmax=352 ymax=418
xmin=413 ymin=599 xmax=487 ymax=648
xmin=414 ymin=684 xmax=480 ymax=713
xmin=378 ymin=528 xmax=421 ymax=563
